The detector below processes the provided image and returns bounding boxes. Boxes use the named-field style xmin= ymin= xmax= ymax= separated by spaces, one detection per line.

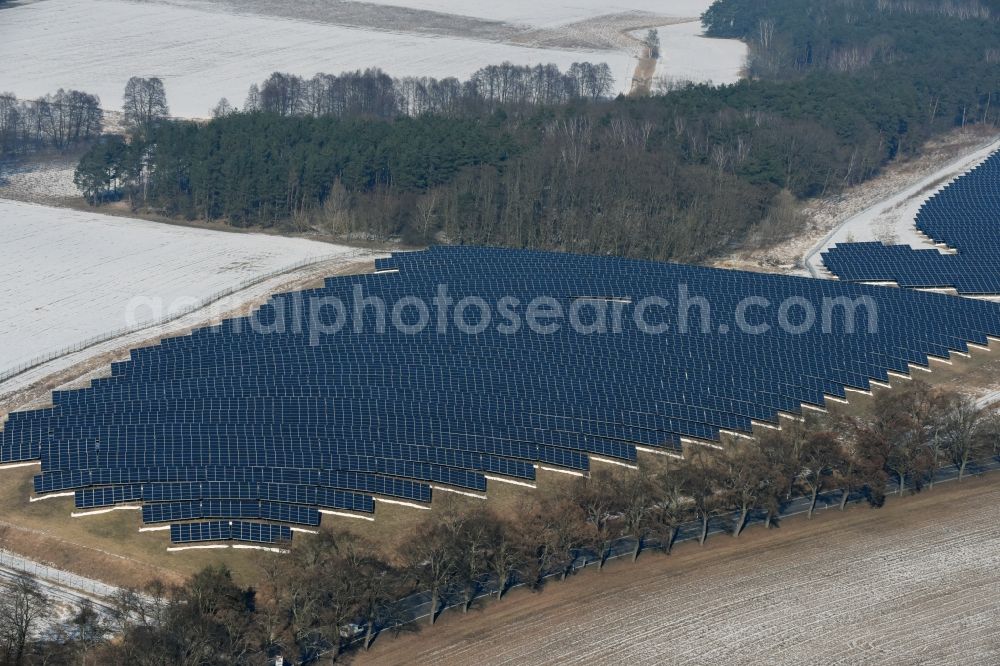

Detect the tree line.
xmin=0 ymin=76 xmax=165 ymax=187
xmin=704 ymin=0 xmax=997 ymax=86
xmin=0 ymin=90 xmax=102 ymax=157
xmin=3 ymin=381 xmax=997 ymax=664
xmin=237 ymin=62 xmax=616 ymax=120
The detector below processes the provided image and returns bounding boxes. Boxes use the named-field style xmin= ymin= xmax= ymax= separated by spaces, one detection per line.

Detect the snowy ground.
xmin=805 ymin=135 xmax=1000 ymax=277
xmin=642 ymin=20 xmax=747 ymax=88
xmin=0 ymin=0 xmax=636 ymax=118
xmin=0 ymin=199 xmax=362 ymax=378
xmin=0 ymin=0 xmax=743 ymax=119
xmin=0 ymin=156 xmax=79 ymax=204
xmin=354 ymin=0 xmax=713 ymax=27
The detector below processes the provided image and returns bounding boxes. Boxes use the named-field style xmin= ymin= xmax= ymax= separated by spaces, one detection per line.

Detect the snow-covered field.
xmin=356 ymin=0 xmax=713 ymax=26
xmin=0 ymin=199 xmax=359 ymax=376
xmin=648 ymin=21 xmax=747 ymax=87
xmin=0 ymin=0 xmax=637 ymax=118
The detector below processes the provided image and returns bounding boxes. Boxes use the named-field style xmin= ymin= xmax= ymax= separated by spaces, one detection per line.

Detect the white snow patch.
xmin=0 ymin=199 xmax=357 ymax=377
xmin=643 ymin=21 xmax=747 ymax=87
xmin=0 ymin=162 xmax=79 ymax=201
xmin=355 ymin=0 xmax=716 ymax=27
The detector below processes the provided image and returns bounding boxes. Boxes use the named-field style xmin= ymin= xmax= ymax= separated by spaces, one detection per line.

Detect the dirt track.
xmin=355 ymin=475 xmax=1000 ymax=665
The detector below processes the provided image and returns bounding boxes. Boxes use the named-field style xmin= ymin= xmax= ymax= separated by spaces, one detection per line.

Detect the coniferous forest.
xmin=74 ymin=0 xmax=1000 ymax=263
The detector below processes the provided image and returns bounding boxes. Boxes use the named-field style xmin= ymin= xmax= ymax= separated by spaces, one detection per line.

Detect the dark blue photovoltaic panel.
xmin=231 ymin=521 xmax=292 ymax=544
xmin=822 ymin=149 xmax=1000 ymax=295
xmin=169 ymin=520 xmax=291 ymax=544
xmin=4 ymin=245 xmax=1000 ymax=543
xmin=316 ymin=487 xmax=375 ymax=513
xmin=170 ymin=521 xmax=227 ymax=543
xmin=260 ymin=502 xmax=320 ymax=526
xmin=75 ymin=484 xmax=143 ymax=508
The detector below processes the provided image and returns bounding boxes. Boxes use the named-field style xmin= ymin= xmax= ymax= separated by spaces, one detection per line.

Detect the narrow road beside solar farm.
xmin=803 ymin=135 xmax=1000 ymax=278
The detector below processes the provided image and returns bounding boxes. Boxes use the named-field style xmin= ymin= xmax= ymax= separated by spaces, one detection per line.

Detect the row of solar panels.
xmin=38 ymin=434 xmax=578 ymax=473
xmin=75 ymin=481 xmax=390 ymax=504
xmin=18 ymin=347 xmax=967 ymax=414
xmin=10 ymin=422 xmax=637 ymax=467
xmin=146 ymin=501 xmax=321 ymax=526
xmin=171 ymin=521 xmax=291 ymax=545
xmin=74 ymin=476 xmax=425 ymax=507
xmin=44 ymin=392 xmax=757 ymax=435
xmin=37 ymin=457 xmax=489 ymax=492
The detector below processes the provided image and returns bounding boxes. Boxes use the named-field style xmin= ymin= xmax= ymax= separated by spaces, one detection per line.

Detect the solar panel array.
xmin=3 ymin=246 xmax=999 ymax=544
xmin=822 ymin=149 xmax=1000 ymax=294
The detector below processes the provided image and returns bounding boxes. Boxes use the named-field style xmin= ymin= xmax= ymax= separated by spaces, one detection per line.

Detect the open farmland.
xmin=0 ymin=199 xmax=360 ymax=378
xmin=357 ymin=475 xmax=1000 ymax=666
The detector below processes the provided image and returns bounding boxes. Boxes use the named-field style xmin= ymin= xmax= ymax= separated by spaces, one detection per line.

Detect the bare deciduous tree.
xmin=211 ymin=97 xmax=235 ymax=118
xmin=447 ymin=506 xmax=496 ymax=612
xmin=616 ymin=469 xmax=654 ymax=561
xmin=853 ymin=381 xmax=940 ymax=496
xmin=0 ymin=574 xmax=52 ymax=666
xmin=647 ymin=462 xmax=693 ymax=554
xmin=571 ymin=468 xmax=623 ymax=569
xmin=122 ymin=76 xmax=169 ymax=133
xmin=718 ymin=440 xmax=769 ymax=537
xmin=682 ymin=446 xmax=722 ymax=544
xmin=941 ymin=395 xmax=996 ymax=481
xmin=402 ymin=517 xmax=459 ymax=625
xmin=487 ymin=523 xmax=525 ymax=601
xmin=799 ymin=431 xmax=844 ymax=517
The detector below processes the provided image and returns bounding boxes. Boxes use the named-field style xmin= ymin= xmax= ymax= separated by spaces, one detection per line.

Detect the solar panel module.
xmin=3 ymin=246 xmax=1000 ymax=544
xmin=822 ymin=149 xmax=1000 ymax=295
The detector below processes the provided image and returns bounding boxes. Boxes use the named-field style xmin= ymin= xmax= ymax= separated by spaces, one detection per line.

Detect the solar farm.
xmin=822 ymin=149 xmax=1000 ymax=295
xmin=2 ymin=246 xmax=999 ymax=547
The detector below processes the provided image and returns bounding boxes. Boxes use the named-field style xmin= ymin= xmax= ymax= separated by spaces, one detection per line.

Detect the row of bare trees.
xmin=0 ymin=89 xmax=102 ymax=155
xmin=401 ymin=381 xmax=1000 ymax=615
xmin=237 ymin=62 xmax=615 ymax=120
